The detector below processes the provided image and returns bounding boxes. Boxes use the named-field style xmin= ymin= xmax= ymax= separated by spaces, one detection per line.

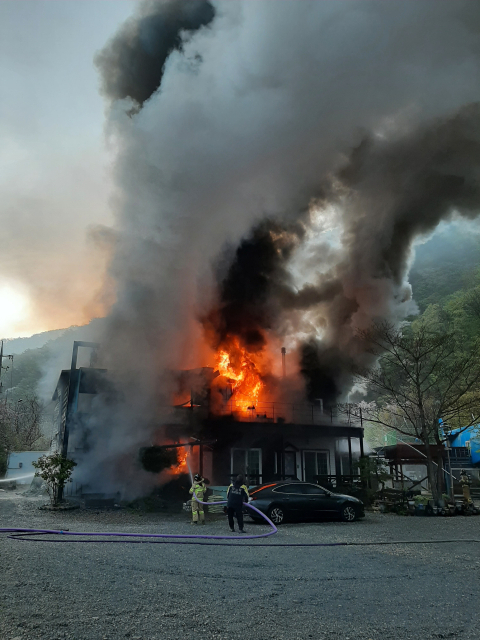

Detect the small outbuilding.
xmin=5 ymin=451 xmax=49 ymax=484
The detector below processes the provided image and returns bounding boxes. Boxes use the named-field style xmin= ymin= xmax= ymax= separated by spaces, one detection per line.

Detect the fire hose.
xmin=1 ymin=495 xmax=479 ymax=546
xmin=0 ymin=496 xmax=279 ymax=544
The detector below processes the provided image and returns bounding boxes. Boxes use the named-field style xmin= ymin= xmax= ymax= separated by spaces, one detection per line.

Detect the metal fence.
xmin=216 ymin=402 xmax=348 ymax=425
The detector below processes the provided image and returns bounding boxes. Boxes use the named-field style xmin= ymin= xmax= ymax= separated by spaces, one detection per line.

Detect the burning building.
xmin=54 ymin=339 xmax=363 ymax=498
xmin=174 ymin=368 xmax=364 ymax=488
xmin=58 ymin=1 xmax=480 ymax=499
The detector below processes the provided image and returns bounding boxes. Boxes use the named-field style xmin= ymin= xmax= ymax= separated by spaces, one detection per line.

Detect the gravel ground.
xmin=1 ymin=491 xmax=479 ymax=640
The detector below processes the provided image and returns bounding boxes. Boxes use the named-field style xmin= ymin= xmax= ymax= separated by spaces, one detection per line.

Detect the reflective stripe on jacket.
xmin=189 ymin=481 xmax=206 ymax=500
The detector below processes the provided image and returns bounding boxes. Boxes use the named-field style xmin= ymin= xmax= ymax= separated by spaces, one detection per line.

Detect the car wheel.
xmin=267 ymin=505 xmax=285 ymax=525
xmin=340 ymin=503 xmax=357 ymax=522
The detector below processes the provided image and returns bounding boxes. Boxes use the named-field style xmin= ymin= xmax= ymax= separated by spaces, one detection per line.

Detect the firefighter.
xmin=227 ymin=474 xmax=249 ymax=533
xmin=460 ymin=469 xmax=472 ymax=504
xmin=189 ymin=474 xmax=207 ymax=524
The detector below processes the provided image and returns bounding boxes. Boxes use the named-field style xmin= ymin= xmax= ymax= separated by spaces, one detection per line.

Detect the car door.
xmin=271 ymin=483 xmax=305 ymax=516
xmin=302 ymin=483 xmax=335 ymax=517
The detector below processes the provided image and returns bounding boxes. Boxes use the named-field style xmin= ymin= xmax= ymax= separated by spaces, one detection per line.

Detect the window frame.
xmin=272 ymin=483 xmax=305 ymax=495
xmin=302 ymin=449 xmax=330 ymax=482
xmin=302 ymin=483 xmax=328 ymax=496
xmin=230 ymin=447 xmax=262 ymax=483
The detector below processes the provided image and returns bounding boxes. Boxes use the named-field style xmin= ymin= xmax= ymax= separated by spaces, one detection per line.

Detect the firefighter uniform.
xmin=227 ymin=480 xmax=249 ymax=532
xmin=189 ymin=475 xmax=206 ymax=524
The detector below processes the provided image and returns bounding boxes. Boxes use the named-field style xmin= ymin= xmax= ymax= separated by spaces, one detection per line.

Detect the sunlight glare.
xmin=0 ymin=285 xmax=31 ymax=338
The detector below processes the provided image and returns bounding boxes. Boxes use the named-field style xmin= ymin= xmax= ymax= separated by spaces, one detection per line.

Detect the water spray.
xmin=185 ymin=452 xmax=194 ymax=484
xmin=0 ymin=473 xmax=34 ymax=483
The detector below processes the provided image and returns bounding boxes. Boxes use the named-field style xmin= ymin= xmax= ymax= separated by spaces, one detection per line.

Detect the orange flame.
xmin=172 ymin=446 xmax=189 ymax=475
xmin=215 ymin=337 xmax=263 ymax=411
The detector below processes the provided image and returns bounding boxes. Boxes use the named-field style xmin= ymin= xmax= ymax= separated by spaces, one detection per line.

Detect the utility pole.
xmin=0 ymin=341 xmax=14 ymax=395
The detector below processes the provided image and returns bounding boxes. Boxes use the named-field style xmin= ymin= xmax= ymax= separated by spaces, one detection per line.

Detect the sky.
xmin=0 ymin=1 xmax=134 ymax=339
xmin=2 ymin=0 xmax=480 ymax=350
xmin=5 ymin=0 xmax=480 ymax=492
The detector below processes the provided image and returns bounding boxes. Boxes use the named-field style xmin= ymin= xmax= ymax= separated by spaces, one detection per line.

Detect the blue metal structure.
xmin=446 ymin=425 xmax=480 ymax=466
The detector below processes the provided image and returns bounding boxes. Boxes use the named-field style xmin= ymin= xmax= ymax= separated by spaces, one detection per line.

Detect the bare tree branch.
xmin=346 ymin=321 xmax=480 ymax=503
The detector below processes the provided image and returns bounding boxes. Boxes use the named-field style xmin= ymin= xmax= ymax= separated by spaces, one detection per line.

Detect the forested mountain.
xmin=2 ymin=224 xmax=480 ymax=403
xmin=362 ymin=222 xmax=480 ymax=449
xmin=3 ymin=328 xmax=69 ymax=355
xmin=0 ymin=320 xmax=105 ymax=468
xmin=410 ymin=223 xmax=480 ymax=312
xmin=1 ymin=319 xmax=104 ymax=401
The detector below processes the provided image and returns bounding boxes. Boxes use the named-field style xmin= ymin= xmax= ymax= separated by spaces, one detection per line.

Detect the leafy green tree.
xmin=356 ymin=455 xmax=392 ymax=501
xmin=350 ymin=321 xmax=480 ymax=503
xmin=463 ymin=284 xmax=480 ymax=322
xmin=32 ymin=453 xmax=77 ymax=506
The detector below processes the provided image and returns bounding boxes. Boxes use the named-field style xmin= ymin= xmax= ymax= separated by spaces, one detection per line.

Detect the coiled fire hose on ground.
xmin=0 ymin=497 xmax=279 ymax=544
xmin=2 ymin=495 xmax=480 ymax=546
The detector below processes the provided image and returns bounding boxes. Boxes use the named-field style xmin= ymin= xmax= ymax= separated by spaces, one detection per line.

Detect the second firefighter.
xmin=227 ymin=474 xmax=249 ymax=533
xmin=189 ymin=474 xmax=207 ymax=524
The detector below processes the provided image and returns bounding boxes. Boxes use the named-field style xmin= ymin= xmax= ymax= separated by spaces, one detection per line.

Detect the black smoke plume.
xmin=84 ymin=1 xmax=480 ymax=496
xmin=336 ymin=103 xmax=480 ymax=286
xmin=202 ymin=219 xmax=345 ymax=353
xmin=140 ymin=446 xmax=178 ymax=473
xmin=95 ymin=0 xmax=215 ymax=109
xmin=202 ymin=220 xmax=301 ymax=353
xmin=301 ymin=103 xmax=480 ymax=402
xmin=203 ymin=103 xmax=480 ymax=404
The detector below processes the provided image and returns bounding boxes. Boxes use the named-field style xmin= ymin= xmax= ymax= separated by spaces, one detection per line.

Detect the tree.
xmin=464 ymin=286 xmax=480 ymax=321
xmin=348 ymin=321 xmax=480 ymax=503
xmin=0 ymin=396 xmax=47 ymax=475
xmin=32 ymin=453 xmax=77 ymax=507
xmin=356 ymin=455 xmax=392 ymax=501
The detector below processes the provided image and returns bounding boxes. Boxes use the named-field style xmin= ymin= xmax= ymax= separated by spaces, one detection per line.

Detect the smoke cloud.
xmin=296 ymin=103 xmax=480 ymax=401
xmin=202 ymin=220 xmax=304 ymax=353
xmin=95 ymin=0 xmax=215 ymax=109
xmin=83 ymin=0 xmax=480 ymax=494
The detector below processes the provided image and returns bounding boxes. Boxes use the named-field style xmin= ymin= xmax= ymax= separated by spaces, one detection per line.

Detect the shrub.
xmin=32 ymin=453 xmax=77 ymax=507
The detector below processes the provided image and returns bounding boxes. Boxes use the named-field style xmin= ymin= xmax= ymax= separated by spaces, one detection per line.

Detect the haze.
xmin=0 ymin=1 xmax=134 ymax=338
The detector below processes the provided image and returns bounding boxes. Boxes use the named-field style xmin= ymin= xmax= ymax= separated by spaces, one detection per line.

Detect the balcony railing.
xmin=216 ymin=402 xmax=352 ymax=425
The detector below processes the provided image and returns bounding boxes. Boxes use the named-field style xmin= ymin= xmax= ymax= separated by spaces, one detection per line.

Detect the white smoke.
xmin=80 ymin=0 xmax=480 ymax=495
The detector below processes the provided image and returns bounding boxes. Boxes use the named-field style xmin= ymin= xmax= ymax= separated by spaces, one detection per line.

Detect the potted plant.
xmin=414 ymin=494 xmax=429 ymax=516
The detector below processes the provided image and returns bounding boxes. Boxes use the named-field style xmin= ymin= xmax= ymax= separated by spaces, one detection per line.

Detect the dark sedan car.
xmin=247 ymin=480 xmax=364 ymax=524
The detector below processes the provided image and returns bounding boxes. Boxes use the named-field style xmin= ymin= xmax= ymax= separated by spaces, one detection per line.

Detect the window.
xmin=339 ymin=453 xmax=352 ymax=475
xmin=304 ymin=451 xmax=329 ymax=483
xmin=273 ymin=483 xmax=304 ymax=495
xmin=303 ymin=484 xmax=326 ymax=495
xmin=231 ymin=448 xmax=262 ymax=483
xmin=274 ymin=450 xmax=297 ymax=477
xmin=284 ymin=451 xmax=296 ymax=476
